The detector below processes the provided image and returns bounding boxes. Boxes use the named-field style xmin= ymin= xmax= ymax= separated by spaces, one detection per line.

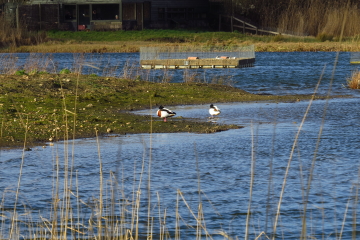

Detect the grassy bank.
xmin=2 ymin=29 xmax=360 ymax=53
xmin=0 ymin=73 xmax=327 ymax=148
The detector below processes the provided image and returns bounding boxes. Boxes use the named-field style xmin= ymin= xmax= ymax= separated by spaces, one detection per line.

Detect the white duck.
xmin=209 ymin=104 xmax=221 ymax=118
xmin=157 ymin=105 xmax=176 ymax=122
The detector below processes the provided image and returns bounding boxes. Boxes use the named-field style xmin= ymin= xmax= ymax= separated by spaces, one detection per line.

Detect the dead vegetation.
xmin=347 ymin=69 xmax=360 ymax=89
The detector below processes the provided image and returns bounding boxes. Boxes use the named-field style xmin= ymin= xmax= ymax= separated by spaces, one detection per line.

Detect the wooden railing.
xmin=219 ymin=15 xmax=295 ymax=36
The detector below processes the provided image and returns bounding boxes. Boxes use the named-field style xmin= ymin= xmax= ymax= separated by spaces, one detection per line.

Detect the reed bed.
xmin=276 ymin=0 xmax=359 ymax=37
xmin=0 ymin=15 xmax=47 ymax=51
xmin=226 ymin=0 xmax=360 ymax=38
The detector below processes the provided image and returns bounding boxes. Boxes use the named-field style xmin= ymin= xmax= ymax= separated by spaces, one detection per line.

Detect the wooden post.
xmin=218 ymin=14 xmax=221 ymax=31
xmin=243 ymin=21 xmax=245 ymax=33
xmin=141 ymin=3 xmax=144 ymax=30
xmin=16 ymin=5 xmax=19 ymax=30
xmin=39 ymin=4 xmax=41 ymax=30
xmin=119 ymin=2 xmax=122 ymax=24
xmin=231 ymin=0 xmax=234 ymax=32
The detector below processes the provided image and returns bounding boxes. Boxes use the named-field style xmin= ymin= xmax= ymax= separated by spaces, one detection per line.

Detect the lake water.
xmin=1 ymin=52 xmax=360 ymax=239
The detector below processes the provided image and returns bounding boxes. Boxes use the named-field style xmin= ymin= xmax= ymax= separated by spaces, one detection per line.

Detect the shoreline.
xmin=0 ymin=73 xmax=346 ymax=149
xmin=2 ymin=41 xmax=360 ymax=53
xmin=1 ymin=93 xmax=352 ymax=150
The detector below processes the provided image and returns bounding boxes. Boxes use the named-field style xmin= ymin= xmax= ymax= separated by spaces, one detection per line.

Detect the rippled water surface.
xmin=1 ymin=52 xmax=360 ymax=239
xmin=0 ymin=51 xmax=357 ymax=96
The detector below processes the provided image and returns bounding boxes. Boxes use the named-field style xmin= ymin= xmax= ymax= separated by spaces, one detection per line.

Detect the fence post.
xmin=218 ymin=15 xmax=221 ymax=31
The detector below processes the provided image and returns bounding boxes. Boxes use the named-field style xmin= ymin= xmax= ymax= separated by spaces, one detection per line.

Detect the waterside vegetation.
xmin=1 ymin=71 xmax=326 ymax=148
xmin=347 ymin=69 xmax=360 ymax=89
xmin=4 ymin=29 xmax=360 ymax=53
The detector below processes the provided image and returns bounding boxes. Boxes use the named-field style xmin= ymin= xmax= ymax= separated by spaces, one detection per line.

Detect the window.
xmin=92 ymin=4 xmax=120 ymax=21
xmin=166 ymin=8 xmax=194 ymax=20
xmin=158 ymin=8 xmax=165 ymax=20
xmin=64 ymin=5 xmax=76 ymax=21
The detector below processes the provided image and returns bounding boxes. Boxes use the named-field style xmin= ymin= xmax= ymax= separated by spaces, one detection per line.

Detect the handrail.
xmin=220 ymin=14 xmax=296 ymax=36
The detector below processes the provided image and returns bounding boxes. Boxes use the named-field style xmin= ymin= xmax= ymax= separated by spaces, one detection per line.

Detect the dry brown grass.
xmin=255 ymin=41 xmax=360 ymax=52
xmin=0 ymin=15 xmax=47 ymax=50
xmin=276 ymin=0 xmax=360 ymax=37
xmin=7 ymin=40 xmax=360 ymax=53
xmin=347 ymin=69 xmax=360 ymax=89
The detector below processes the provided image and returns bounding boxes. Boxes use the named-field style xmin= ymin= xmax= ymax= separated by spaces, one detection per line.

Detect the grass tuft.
xmin=347 ymin=69 xmax=360 ymax=89
xmin=59 ymin=68 xmax=72 ymax=74
xmin=316 ymin=32 xmax=334 ymax=42
xmin=15 ymin=70 xmax=27 ymax=76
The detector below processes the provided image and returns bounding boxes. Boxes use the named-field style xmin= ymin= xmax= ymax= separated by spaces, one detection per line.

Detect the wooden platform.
xmin=140 ymin=58 xmax=255 ymax=69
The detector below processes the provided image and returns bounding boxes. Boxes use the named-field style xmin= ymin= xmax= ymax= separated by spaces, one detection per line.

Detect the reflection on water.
xmin=1 ymin=52 xmax=360 ymax=239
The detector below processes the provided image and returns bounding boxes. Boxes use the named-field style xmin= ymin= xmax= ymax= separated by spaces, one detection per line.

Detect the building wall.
xmin=30 ymin=0 xmax=122 ymax=4
xmin=18 ymin=4 xmax=58 ymax=30
xmin=8 ymin=0 xmax=210 ymax=31
xmin=123 ymin=0 xmax=210 ymax=29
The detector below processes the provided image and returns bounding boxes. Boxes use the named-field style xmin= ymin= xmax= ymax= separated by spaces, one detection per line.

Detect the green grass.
xmin=46 ymin=29 xmax=320 ymax=43
xmin=0 ymin=73 xmax=326 ymax=148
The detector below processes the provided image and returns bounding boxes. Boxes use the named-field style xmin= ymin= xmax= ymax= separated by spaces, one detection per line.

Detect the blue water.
xmin=1 ymin=52 xmax=360 ymax=239
xmin=0 ymin=52 xmax=356 ymax=96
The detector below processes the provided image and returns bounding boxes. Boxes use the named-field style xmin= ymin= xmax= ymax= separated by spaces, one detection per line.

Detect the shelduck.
xmin=157 ymin=105 xmax=176 ymax=122
xmin=209 ymin=104 xmax=221 ymax=118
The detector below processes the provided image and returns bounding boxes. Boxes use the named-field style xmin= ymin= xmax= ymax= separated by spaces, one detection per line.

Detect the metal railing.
xmin=140 ymin=45 xmax=255 ymax=61
xmin=350 ymin=52 xmax=360 ymax=64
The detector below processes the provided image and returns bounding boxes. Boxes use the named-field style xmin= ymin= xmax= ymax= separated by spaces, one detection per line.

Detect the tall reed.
xmin=0 ymin=15 xmax=47 ymax=50
xmin=274 ymin=0 xmax=359 ymax=37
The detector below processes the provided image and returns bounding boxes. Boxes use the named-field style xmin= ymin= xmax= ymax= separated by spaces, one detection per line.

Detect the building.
xmin=2 ymin=0 xmax=210 ymax=31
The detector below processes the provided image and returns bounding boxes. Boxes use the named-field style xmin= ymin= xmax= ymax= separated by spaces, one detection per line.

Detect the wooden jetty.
xmin=140 ymin=45 xmax=255 ymax=69
xmin=350 ymin=52 xmax=360 ymax=64
xmin=141 ymin=57 xmax=255 ymax=69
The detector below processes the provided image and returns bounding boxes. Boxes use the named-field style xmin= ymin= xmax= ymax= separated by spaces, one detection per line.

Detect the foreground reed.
xmin=1 ymin=83 xmax=359 ymax=240
xmin=1 ymin=49 xmax=358 ymax=239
